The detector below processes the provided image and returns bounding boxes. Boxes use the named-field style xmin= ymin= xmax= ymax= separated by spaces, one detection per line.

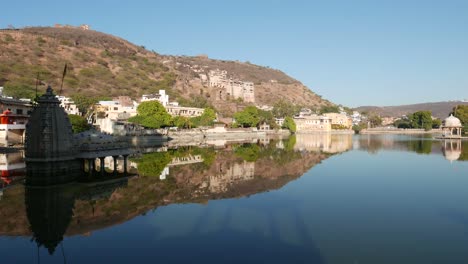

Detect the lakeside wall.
xmin=360 ymin=128 xmax=442 ymax=135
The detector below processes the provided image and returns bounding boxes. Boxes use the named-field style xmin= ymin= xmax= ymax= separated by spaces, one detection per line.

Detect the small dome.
xmin=444 ymin=114 xmax=462 ymax=127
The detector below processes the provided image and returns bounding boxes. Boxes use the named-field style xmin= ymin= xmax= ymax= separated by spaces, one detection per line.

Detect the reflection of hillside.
xmin=210 ymin=161 xmax=255 ymax=193
xmin=0 ymin=139 xmax=333 ymax=243
xmin=170 ymin=142 xmax=331 ymax=199
xmin=294 ymin=134 xmax=353 ymax=153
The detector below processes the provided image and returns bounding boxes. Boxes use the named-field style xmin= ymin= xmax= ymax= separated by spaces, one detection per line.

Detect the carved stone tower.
xmin=25 ymin=86 xmax=80 ymax=185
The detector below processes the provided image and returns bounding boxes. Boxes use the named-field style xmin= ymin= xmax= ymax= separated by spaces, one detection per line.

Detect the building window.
xmin=16 ymin=109 xmax=23 ymax=115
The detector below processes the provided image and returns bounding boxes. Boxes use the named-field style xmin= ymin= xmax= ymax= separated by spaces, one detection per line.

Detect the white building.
xmin=56 ymin=96 xmax=81 ymax=115
xmin=141 ymin=90 xmax=169 ymax=106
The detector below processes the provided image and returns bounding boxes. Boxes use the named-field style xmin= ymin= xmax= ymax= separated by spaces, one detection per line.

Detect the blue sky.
xmin=2 ymin=0 xmax=468 ymax=107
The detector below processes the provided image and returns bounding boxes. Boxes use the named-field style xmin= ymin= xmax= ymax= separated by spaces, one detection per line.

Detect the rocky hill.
xmin=0 ymin=27 xmax=332 ymax=115
xmin=355 ymin=101 xmax=468 ymax=119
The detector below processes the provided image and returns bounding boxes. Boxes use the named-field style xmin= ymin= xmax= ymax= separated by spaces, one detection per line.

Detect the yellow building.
xmin=323 ymin=113 xmax=352 ymax=129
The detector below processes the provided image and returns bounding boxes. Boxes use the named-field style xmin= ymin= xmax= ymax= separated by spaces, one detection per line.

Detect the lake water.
xmin=1 ymin=134 xmax=467 ymax=264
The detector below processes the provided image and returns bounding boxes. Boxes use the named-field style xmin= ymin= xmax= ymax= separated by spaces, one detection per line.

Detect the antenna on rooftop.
xmin=59 ymin=63 xmax=67 ymax=95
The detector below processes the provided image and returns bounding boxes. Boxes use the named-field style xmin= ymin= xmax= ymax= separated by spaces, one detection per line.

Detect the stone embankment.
xmin=167 ymin=128 xmax=291 ymax=144
xmin=360 ymin=128 xmax=442 ymax=135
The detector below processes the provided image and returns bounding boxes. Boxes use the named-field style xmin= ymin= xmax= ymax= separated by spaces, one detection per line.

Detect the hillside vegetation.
xmin=0 ymin=27 xmax=332 ymax=115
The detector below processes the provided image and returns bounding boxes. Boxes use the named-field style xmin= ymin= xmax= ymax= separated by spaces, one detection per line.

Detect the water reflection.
xmin=0 ymin=150 xmax=25 ymax=190
xmin=1 ymin=134 xmax=467 ymax=262
xmin=25 ymin=185 xmax=75 ymax=254
xmin=355 ymin=134 xmax=468 ymax=162
xmin=295 ymin=134 xmax=353 ymax=153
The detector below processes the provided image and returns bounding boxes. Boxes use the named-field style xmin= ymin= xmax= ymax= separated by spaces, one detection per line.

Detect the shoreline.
xmin=360 ymin=128 xmax=442 ymax=135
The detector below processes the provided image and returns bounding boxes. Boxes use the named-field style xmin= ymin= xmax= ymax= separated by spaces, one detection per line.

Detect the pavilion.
xmin=441 ymin=114 xmax=463 ymax=139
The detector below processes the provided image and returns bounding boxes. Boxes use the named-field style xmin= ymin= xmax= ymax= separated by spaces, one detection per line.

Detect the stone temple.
xmin=25 ymin=86 xmax=81 ymax=185
xmin=25 ymin=86 xmax=132 ymax=186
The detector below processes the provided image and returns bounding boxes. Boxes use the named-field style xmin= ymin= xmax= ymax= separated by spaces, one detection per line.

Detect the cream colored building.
xmin=323 ymin=113 xmax=353 ymax=129
xmin=94 ymin=101 xmax=138 ymax=120
xmin=294 ymin=115 xmax=332 ymax=133
xmin=166 ymin=106 xmax=204 ymax=117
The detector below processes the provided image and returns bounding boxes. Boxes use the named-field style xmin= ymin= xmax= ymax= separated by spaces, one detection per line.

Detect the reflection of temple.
xmin=294 ymin=134 xmax=353 ymax=153
xmin=209 ymin=161 xmax=255 ymax=193
xmin=442 ymin=139 xmax=462 ymax=162
xmin=25 ymin=177 xmax=129 ymax=255
xmin=25 ymin=185 xmax=75 ymax=254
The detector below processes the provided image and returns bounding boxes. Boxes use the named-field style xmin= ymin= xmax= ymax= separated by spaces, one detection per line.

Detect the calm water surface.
xmin=1 ymin=134 xmax=468 ymax=264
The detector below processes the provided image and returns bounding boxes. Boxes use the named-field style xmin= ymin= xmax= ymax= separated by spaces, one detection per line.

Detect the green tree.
xmin=71 ymin=94 xmax=95 ymax=114
xmin=272 ymin=100 xmax=301 ymax=118
xmin=128 ymin=101 xmax=172 ymax=128
xmin=68 ymin=114 xmax=90 ymax=133
xmin=408 ymin=111 xmax=433 ymax=131
xmin=368 ymin=115 xmax=382 ymax=127
xmin=234 ymin=106 xmax=260 ymax=127
xmin=191 ymin=108 xmax=216 ymax=127
xmin=319 ymin=105 xmax=340 ymax=114
xmin=394 ymin=119 xmax=411 ymax=129
xmin=172 ymin=116 xmax=191 ymax=129
xmin=453 ymin=105 xmax=468 ymax=134
xmin=352 ymin=121 xmax=369 ymax=134
xmin=282 ymin=116 xmax=296 ymax=132
xmin=432 ymin=118 xmax=442 ymax=129
xmin=258 ymin=109 xmax=277 ymax=129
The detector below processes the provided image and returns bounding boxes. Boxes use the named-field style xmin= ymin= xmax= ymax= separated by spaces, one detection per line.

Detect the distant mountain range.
xmin=354 ymin=101 xmax=468 ymax=119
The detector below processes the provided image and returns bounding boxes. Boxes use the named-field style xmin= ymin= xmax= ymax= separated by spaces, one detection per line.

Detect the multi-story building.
xmin=208 ymin=69 xmax=255 ymax=103
xmin=293 ymin=115 xmax=332 ymax=133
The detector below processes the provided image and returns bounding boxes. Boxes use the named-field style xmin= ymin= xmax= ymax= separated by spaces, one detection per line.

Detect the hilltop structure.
xmin=208 ymin=69 xmax=255 ymax=103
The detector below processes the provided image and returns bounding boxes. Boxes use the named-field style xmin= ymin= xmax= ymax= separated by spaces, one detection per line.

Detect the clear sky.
xmin=2 ymin=0 xmax=468 ymax=107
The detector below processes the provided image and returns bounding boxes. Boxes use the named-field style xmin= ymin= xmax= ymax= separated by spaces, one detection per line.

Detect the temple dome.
xmin=444 ymin=114 xmax=462 ymax=127
xmin=25 ymin=86 xmax=76 ymax=161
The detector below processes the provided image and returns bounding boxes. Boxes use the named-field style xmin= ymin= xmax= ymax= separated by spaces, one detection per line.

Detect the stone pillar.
xmin=112 ymin=156 xmax=118 ymax=176
xmin=92 ymin=158 xmax=97 ymax=172
xmin=123 ymin=155 xmax=128 ymax=176
xmin=79 ymin=159 xmax=85 ymax=172
xmin=99 ymin=157 xmax=105 ymax=176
